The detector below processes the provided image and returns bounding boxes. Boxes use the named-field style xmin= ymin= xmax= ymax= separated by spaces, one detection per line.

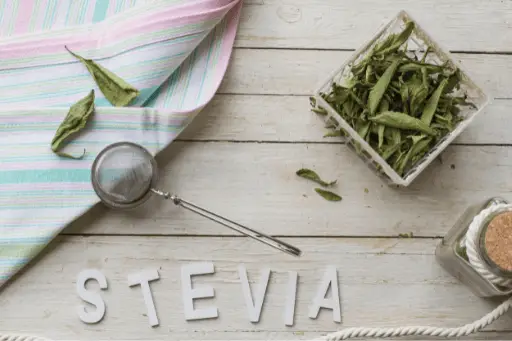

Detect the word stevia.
xmin=310 ymin=21 xmax=476 ymax=177
xmin=76 ymin=264 xmax=341 ymax=327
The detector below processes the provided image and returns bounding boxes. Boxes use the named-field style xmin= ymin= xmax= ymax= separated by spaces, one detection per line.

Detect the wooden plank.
xmin=181 ymin=95 xmax=512 ymax=145
xmin=236 ymin=0 xmax=512 ymax=52
xmin=65 ymin=143 xmax=512 ymax=237
xmin=1 ymin=236 xmax=511 ymax=341
xmin=218 ymin=49 xmax=511 ymax=98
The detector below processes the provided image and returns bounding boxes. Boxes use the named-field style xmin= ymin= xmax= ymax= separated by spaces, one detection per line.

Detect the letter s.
xmin=76 ymin=269 xmax=108 ymax=324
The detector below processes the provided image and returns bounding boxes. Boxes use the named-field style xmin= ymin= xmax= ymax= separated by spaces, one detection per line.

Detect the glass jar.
xmin=435 ymin=197 xmax=512 ymax=297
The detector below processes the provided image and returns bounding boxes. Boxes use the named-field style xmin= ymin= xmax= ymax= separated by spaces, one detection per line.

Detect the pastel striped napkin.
xmin=0 ymin=0 xmax=242 ymax=288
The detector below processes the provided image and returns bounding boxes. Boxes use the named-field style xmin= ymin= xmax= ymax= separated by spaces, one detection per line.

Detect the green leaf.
xmin=409 ymin=84 xmax=429 ymax=115
xmin=420 ymin=47 xmax=430 ymax=63
xmin=65 ymin=46 xmax=140 ymax=107
xmin=397 ymin=135 xmax=431 ymax=175
xmin=356 ymin=120 xmax=371 ymax=139
xmin=443 ymin=69 xmax=462 ymax=94
xmin=368 ymin=60 xmax=400 ymax=114
xmin=311 ymin=107 xmax=328 ymax=115
xmin=381 ymin=142 xmax=403 ymax=161
xmin=375 ymin=21 xmax=415 ymax=56
xmin=51 ymin=90 xmax=95 ymax=158
xmin=398 ymin=62 xmax=444 ymax=73
xmin=379 ymin=98 xmax=389 ymax=113
xmin=324 ymin=130 xmax=344 ymax=137
xmin=400 ymin=83 xmax=410 ymax=113
xmin=365 ymin=64 xmax=373 ymax=83
xmin=377 ymin=125 xmax=385 ymax=148
xmin=314 ymin=188 xmax=342 ymax=202
xmin=421 ymin=78 xmax=448 ymax=125
xmin=296 ymin=168 xmax=336 ymax=187
xmin=55 ymin=150 xmax=86 ymax=160
xmin=390 ymin=128 xmax=401 ymax=144
xmin=369 ymin=111 xmax=437 ymax=136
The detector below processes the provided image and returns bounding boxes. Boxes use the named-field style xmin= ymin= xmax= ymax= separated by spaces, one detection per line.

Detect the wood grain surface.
xmin=3 ymin=1 xmax=512 ymax=340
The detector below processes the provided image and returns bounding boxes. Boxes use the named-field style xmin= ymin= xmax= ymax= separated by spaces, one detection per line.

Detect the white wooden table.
xmin=2 ymin=1 xmax=512 ymax=340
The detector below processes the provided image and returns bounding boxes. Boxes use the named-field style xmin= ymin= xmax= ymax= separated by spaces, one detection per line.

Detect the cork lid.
xmin=480 ymin=211 xmax=512 ymax=277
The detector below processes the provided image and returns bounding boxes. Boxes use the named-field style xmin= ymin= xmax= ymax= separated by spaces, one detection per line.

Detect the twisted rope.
xmin=0 ymin=335 xmax=53 ymax=341
xmin=316 ymin=202 xmax=512 ymax=341
xmin=5 ymin=205 xmax=512 ymax=341
xmin=466 ymin=203 xmax=512 ymax=287
xmin=316 ymin=296 xmax=512 ymax=340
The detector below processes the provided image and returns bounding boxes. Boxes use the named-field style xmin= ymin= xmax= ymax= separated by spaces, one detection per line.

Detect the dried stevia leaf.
xmin=375 ymin=21 xmax=415 ymax=56
xmin=51 ymin=90 xmax=95 ymax=158
xmin=314 ymin=188 xmax=342 ymax=202
xmin=421 ymin=78 xmax=448 ymax=125
xmin=324 ymin=130 xmax=344 ymax=138
xmin=368 ymin=60 xmax=400 ymax=114
xmin=389 ymin=128 xmax=402 ymax=144
xmin=310 ymin=18 xmax=475 ymax=178
xmin=443 ymin=69 xmax=462 ymax=94
xmin=357 ymin=120 xmax=371 ymax=140
xmin=66 ymin=46 xmax=140 ymax=107
xmin=381 ymin=142 xmax=403 ymax=161
xmin=369 ymin=111 xmax=436 ymax=136
xmin=397 ymin=135 xmax=431 ymax=175
xmin=377 ymin=125 xmax=385 ymax=148
xmin=409 ymin=84 xmax=429 ymax=116
xmin=296 ymin=168 xmax=336 ymax=187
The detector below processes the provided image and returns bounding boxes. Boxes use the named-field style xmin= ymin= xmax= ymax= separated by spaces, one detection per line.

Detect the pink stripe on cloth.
xmin=0 ymin=0 xmax=243 ymax=294
xmin=0 ymin=0 xmax=240 ymax=60
xmin=12 ymin=0 xmax=35 ymax=34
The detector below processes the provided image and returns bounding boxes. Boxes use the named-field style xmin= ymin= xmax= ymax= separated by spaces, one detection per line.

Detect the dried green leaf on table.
xmin=314 ymin=188 xmax=342 ymax=202
xmin=296 ymin=168 xmax=336 ymax=187
xmin=65 ymin=46 xmax=139 ymax=107
xmin=51 ymin=90 xmax=95 ymax=159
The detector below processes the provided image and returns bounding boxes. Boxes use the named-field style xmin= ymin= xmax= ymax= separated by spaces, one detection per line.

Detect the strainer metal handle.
xmin=151 ymin=189 xmax=302 ymax=257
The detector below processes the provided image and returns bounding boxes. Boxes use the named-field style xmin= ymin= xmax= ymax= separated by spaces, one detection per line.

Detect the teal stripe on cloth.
xmin=0 ymin=0 xmax=243 ymax=294
xmin=94 ymin=86 xmax=160 ymax=106
xmin=0 ymin=169 xmax=90 ymax=184
xmin=92 ymin=0 xmax=110 ymax=23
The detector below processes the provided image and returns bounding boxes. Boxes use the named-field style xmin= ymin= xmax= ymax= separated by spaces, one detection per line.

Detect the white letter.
xmin=180 ymin=262 xmax=218 ymax=320
xmin=238 ymin=265 xmax=270 ymax=323
xmin=284 ymin=271 xmax=298 ymax=326
xmin=308 ymin=266 xmax=341 ymax=323
xmin=128 ymin=269 xmax=160 ymax=327
xmin=76 ymin=269 xmax=108 ymax=324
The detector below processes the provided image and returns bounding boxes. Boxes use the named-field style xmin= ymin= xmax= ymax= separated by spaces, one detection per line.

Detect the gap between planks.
xmin=233 ymin=46 xmax=512 ymax=56
xmin=59 ymin=232 xmax=442 ymax=239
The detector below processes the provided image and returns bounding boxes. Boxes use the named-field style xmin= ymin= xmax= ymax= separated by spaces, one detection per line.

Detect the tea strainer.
xmin=91 ymin=141 xmax=302 ymax=257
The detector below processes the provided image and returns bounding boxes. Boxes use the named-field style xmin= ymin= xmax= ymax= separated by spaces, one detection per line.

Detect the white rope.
xmin=0 ymin=335 xmax=53 ymax=341
xmin=316 ymin=296 xmax=512 ymax=340
xmin=315 ymin=202 xmax=512 ymax=341
xmin=465 ymin=203 xmax=512 ymax=287
xmin=5 ymin=206 xmax=512 ymax=341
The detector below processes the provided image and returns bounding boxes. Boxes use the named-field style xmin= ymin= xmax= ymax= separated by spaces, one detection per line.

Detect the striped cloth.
xmin=0 ymin=0 xmax=242 ymax=288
